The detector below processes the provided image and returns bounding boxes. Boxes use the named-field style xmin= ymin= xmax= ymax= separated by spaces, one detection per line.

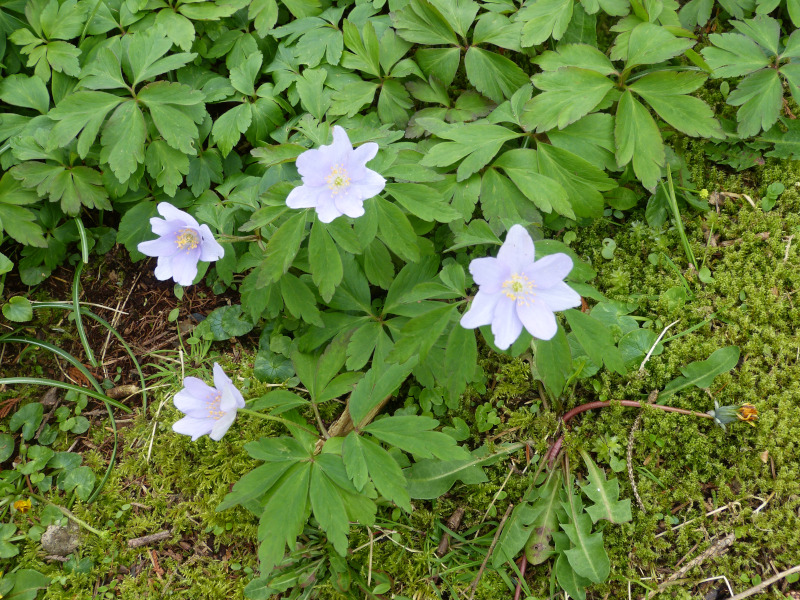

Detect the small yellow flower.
xmin=699 ymin=188 xmax=710 ymax=199
xmin=736 ymin=404 xmax=758 ymax=426
xmin=13 ymin=498 xmax=31 ymax=513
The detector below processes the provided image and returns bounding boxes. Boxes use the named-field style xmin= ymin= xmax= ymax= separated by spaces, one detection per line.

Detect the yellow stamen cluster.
xmin=326 ymin=164 xmax=351 ymax=195
xmin=175 ymin=228 xmax=200 ymax=251
xmin=13 ymin=498 xmax=31 ymax=513
xmin=736 ymin=404 xmax=758 ymax=426
xmin=206 ymin=393 xmax=225 ymax=420
xmin=502 ymin=273 xmax=535 ymax=305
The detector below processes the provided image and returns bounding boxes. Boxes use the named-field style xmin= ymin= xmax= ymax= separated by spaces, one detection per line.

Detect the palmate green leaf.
xmin=255 ymin=211 xmax=308 ymax=287
xmin=99 ymin=99 xmax=146 ymax=183
xmin=463 ymin=47 xmax=529 ymax=104
xmin=212 ymin=103 xmax=252 ymax=156
xmin=375 ymin=197 xmax=421 ymax=262
xmin=155 ymin=8 xmax=195 ymax=51
xmin=280 ymin=273 xmax=323 ymax=327
xmin=415 ymin=47 xmax=461 ymax=87
xmin=10 ymin=162 xmax=110 ymax=215
xmin=783 ymin=63 xmax=800 ymax=106
xmin=480 ymin=168 xmax=533 ymax=225
xmin=295 ymin=68 xmax=331 ymax=121
xmin=518 ymin=0 xmax=574 ymax=47
xmin=560 ymin=492 xmax=610 ymax=583
xmin=364 ymin=239 xmax=394 ymax=289
xmin=44 ymin=41 xmax=81 ymax=77
xmin=328 ymin=79 xmax=377 ymax=118
xmin=614 ymin=90 xmax=663 ymax=190
xmin=547 ymin=113 xmax=616 ymax=171
xmin=523 ymin=68 xmax=613 ymax=132
xmin=533 ymin=326 xmax=572 ymax=397
xmin=565 ymin=309 xmax=626 ymax=375
xmin=343 ymin=433 xmax=412 ymax=510
xmin=418 ymin=120 xmax=521 ymax=181
xmin=342 ymin=19 xmax=381 ymax=77
xmin=536 ymin=144 xmax=613 ymax=218
xmin=138 ymin=82 xmax=206 ymax=154
xmin=660 ymin=345 xmax=740 ymax=397
xmin=629 ymin=72 xmax=723 ymax=139
xmin=563 ymin=3 xmax=597 ymax=45
xmin=348 ymin=358 xmax=417 ymax=427
xmin=0 ymin=74 xmax=49 ymax=114
xmin=187 ymin=149 xmax=223 ymax=197
xmin=78 ymin=47 xmax=127 ymax=91
xmin=442 ymin=324 xmax=477 ymax=403
xmin=579 ymin=450 xmax=632 ymax=524
xmin=145 ymin=140 xmax=189 ymax=196
xmin=124 ymin=29 xmax=197 ymax=87
xmin=217 ymin=461 xmax=295 ymax=511
xmin=386 ymin=303 xmax=458 ymax=363
xmin=309 ymin=463 xmax=351 ymax=555
xmin=257 ymin=462 xmax=312 ymax=574
xmin=385 ymin=183 xmax=460 ymax=222
xmin=761 ymin=119 xmax=800 ymax=160
xmin=249 ymin=0 xmax=278 ymax=36
xmin=391 ymin=0 xmax=459 ymax=46
xmin=230 ymin=52 xmax=263 ymax=97
xmin=701 ymin=32 xmax=771 ymax=77
xmin=30 ymin=0 xmax=85 ymax=40
xmin=309 ymin=221 xmax=343 ymax=302
xmin=378 ymin=79 xmax=414 ymax=128
xmin=731 ymin=14 xmax=780 ymax=56
xmin=727 ymin=68 xmax=782 ymax=137
xmin=492 ymin=149 xmax=572 ymax=218
xmin=624 ymin=22 xmax=694 ymax=68
xmin=364 ymin=416 xmax=468 ymax=461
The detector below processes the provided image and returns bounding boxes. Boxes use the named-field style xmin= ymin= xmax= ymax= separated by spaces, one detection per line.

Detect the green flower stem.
xmin=238 ymin=408 xmax=321 ymax=438
xmin=28 ymin=493 xmax=107 ymax=538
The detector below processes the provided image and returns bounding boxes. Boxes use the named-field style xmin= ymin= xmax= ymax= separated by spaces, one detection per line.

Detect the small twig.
xmin=728 ymin=564 xmax=800 ymax=600
xmin=513 ymin=555 xmax=527 ymax=600
xmin=784 ymin=235 xmax=794 ymax=263
xmin=469 ymin=504 xmax=513 ymax=600
xmin=639 ymin=320 xmax=679 ymax=371
xmin=658 ymin=533 xmax=734 ymax=589
xmin=127 ymin=530 xmax=172 ymax=548
xmin=436 ymin=507 xmax=465 ymax=557
xmin=310 ymin=400 xmax=330 ymax=439
xmin=627 ymin=413 xmax=646 ymax=513
xmin=476 ymin=468 xmax=514 ymax=533
xmin=655 ymin=499 xmax=741 ymax=538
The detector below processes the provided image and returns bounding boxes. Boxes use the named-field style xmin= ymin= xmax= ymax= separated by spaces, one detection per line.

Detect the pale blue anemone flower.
xmin=460 ymin=225 xmax=582 ymax=350
xmin=137 ymin=202 xmax=224 ymax=287
xmin=172 ymin=363 xmax=245 ymax=441
xmin=286 ymin=125 xmax=385 ymax=223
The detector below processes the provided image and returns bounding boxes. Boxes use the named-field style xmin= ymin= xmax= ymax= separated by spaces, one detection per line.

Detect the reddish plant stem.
xmin=513 ymin=555 xmax=527 ymax=600
xmin=545 ymin=400 xmax=713 ymax=466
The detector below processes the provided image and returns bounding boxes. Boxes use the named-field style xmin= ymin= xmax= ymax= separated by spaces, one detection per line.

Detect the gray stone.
xmin=40 ymin=522 xmax=80 ymax=556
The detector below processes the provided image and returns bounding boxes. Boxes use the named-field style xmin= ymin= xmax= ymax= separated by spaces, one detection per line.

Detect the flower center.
xmin=175 ymin=228 xmax=200 ymax=251
xmin=326 ymin=164 xmax=351 ymax=195
xmin=502 ymin=273 xmax=535 ymax=304
xmin=206 ymin=393 xmax=225 ymax=420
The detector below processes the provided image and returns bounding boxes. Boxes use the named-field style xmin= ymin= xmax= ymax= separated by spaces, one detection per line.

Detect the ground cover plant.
xmin=1 ymin=0 xmax=800 ymax=598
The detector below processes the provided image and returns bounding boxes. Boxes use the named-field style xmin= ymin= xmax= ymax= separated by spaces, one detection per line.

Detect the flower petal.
xmin=197 ymin=224 xmax=225 ymax=262
xmin=157 ymin=202 xmax=199 ymax=229
xmin=516 ymin=300 xmax=558 ymax=341
xmin=168 ymin=248 xmax=201 ymax=286
xmin=174 ymin=378 xmax=214 ymax=414
xmin=138 ymin=235 xmax=179 ymax=258
xmin=315 ymin=196 xmax=344 ymax=223
xmin=295 ymin=149 xmax=329 ymax=185
xmin=150 ymin=217 xmax=183 ymax=237
xmin=348 ymin=168 xmax=385 ymax=200
xmin=497 ymin=225 xmax=535 ymax=274
xmin=209 ymin=409 xmax=237 ymax=441
xmin=538 ymin=281 xmax=582 ymax=312
xmin=330 ymin=125 xmax=353 ymax=156
xmin=460 ymin=289 xmax=500 ymax=329
xmin=212 ymin=363 xmax=232 ymax=391
xmin=334 ymin=195 xmax=366 ymax=219
xmin=220 ymin=382 xmax=246 ymax=411
xmin=172 ymin=416 xmax=213 ymax=441
xmin=153 ymin=257 xmax=175 ymax=282
xmin=491 ymin=295 xmax=523 ymax=350
xmin=469 ymin=257 xmax=507 ymax=294
xmin=286 ymin=183 xmax=322 ymax=209
xmin=527 ymin=253 xmax=573 ymax=288
xmin=352 ymin=141 xmax=379 ymax=166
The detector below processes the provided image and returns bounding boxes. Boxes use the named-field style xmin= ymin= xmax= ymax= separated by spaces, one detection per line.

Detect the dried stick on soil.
xmin=627 ymin=412 xmax=646 ymax=513
xmin=727 ymin=564 xmax=800 ymax=600
xmin=657 ymin=533 xmax=734 ymax=590
xmin=436 ymin=507 xmax=465 ymax=557
xmin=468 ymin=503 xmax=513 ymax=600
xmin=127 ymin=530 xmax=172 ymax=548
